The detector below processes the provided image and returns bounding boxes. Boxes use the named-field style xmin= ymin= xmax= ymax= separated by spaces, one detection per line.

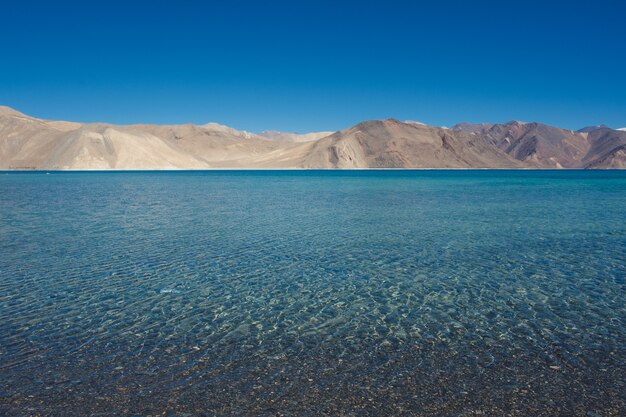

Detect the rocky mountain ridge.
xmin=1 ymin=106 xmax=624 ymax=169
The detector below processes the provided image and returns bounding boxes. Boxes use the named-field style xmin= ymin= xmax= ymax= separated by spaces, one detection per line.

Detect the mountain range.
xmin=1 ymin=106 xmax=625 ymax=169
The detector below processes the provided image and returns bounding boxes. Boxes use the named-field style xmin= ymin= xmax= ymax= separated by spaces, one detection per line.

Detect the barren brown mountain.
xmin=582 ymin=128 xmax=626 ymax=168
xmin=0 ymin=106 xmax=623 ymax=169
xmin=453 ymin=120 xmax=626 ymax=169
xmin=299 ymin=119 xmax=522 ymax=168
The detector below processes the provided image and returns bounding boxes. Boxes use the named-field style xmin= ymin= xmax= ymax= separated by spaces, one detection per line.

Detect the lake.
xmin=0 ymin=170 xmax=624 ymax=416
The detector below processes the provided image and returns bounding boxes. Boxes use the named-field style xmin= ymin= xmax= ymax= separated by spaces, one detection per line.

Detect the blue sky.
xmin=1 ymin=0 xmax=625 ymax=132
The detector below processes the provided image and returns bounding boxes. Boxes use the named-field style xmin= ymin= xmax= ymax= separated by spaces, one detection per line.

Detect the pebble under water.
xmin=0 ymin=170 xmax=624 ymax=416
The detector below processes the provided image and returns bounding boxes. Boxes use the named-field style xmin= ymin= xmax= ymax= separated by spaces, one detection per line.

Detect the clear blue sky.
xmin=1 ymin=0 xmax=625 ymax=132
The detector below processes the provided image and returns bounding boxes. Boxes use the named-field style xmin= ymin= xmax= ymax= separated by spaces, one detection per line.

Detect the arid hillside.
xmin=1 ymin=106 xmax=624 ymax=169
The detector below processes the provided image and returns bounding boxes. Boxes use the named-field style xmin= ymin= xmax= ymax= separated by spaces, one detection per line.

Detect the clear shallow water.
xmin=0 ymin=170 xmax=624 ymax=416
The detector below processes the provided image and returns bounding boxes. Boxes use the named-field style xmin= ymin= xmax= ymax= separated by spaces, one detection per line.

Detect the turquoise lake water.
xmin=0 ymin=170 xmax=624 ymax=416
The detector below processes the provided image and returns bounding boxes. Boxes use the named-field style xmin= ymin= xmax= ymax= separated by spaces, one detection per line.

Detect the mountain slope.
xmin=298 ymin=119 xmax=523 ymax=168
xmin=577 ymin=125 xmax=611 ymax=133
xmin=452 ymin=122 xmax=494 ymax=135
xmin=474 ymin=121 xmax=590 ymax=168
xmin=582 ymin=128 xmax=626 ymax=169
xmin=127 ymin=123 xmax=296 ymax=167
xmin=0 ymin=106 xmax=624 ymax=169
xmin=454 ymin=121 xmax=625 ymax=169
xmin=258 ymin=130 xmax=333 ymax=142
xmin=0 ymin=108 xmax=302 ymax=169
xmin=0 ymin=107 xmax=82 ymax=169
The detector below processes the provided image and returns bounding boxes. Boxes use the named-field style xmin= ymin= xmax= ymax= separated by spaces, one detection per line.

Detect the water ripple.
xmin=0 ymin=170 xmax=624 ymax=416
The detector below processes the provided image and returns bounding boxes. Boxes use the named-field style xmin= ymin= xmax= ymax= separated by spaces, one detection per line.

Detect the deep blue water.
xmin=0 ymin=170 xmax=624 ymax=416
